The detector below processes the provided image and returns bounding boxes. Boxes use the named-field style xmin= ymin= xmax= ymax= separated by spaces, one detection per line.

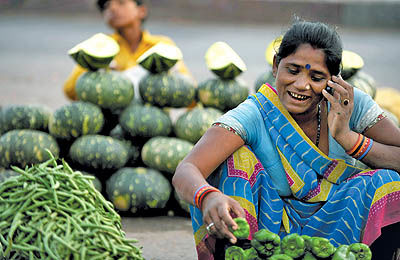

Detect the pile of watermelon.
xmin=0 ymin=34 xmax=251 ymax=217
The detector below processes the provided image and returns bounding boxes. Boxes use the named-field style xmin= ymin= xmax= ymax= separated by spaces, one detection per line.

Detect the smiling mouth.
xmin=288 ymin=91 xmax=310 ymax=101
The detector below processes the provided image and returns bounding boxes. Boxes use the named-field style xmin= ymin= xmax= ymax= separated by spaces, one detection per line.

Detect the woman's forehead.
xmin=282 ymin=44 xmax=328 ymax=72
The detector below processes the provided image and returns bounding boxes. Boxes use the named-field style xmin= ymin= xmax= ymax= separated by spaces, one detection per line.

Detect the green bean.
xmin=43 ymin=231 xmax=58 ymax=259
xmin=47 ymin=175 xmax=59 ymax=208
xmin=52 ymin=233 xmax=78 ymax=253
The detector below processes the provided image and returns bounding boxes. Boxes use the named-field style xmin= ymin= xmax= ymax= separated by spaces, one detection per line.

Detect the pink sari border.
xmin=362 ymin=190 xmax=400 ymax=245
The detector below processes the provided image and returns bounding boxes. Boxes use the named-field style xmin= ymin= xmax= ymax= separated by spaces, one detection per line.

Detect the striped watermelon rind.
xmin=137 ymin=42 xmax=182 ymax=73
xmin=139 ymin=72 xmax=196 ymax=108
xmin=76 ymin=70 xmax=134 ymax=110
xmin=49 ymin=101 xmax=104 ymax=140
xmin=0 ymin=104 xmax=52 ymax=134
xmin=0 ymin=129 xmax=60 ymax=168
xmin=119 ymin=104 xmax=172 ymax=138
xmin=68 ymin=33 xmax=120 ymax=70
xmin=197 ymin=78 xmax=249 ymax=112
xmin=174 ymin=106 xmax=223 ymax=144
xmin=205 ymin=41 xmax=247 ymax=80
xmin=106 ymin=167 xmax=171 ymax=213
xmin=141 ymin=136 xmax=194 ymax=174
xmin=69 ymin=135 xmax=129 ymax=170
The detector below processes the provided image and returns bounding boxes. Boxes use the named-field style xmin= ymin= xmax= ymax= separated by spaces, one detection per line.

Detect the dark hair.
xmin=97 ymin=0 xmax=144 ymax=12
xmin=276 ymin=19 xmax=342 ymax=76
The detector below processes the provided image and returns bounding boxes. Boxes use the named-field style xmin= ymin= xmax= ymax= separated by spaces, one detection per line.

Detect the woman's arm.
xmin=360 ymin=117 xmax=400 ymax=171
xmin=172 ymin=126 xmax=246 ymax=242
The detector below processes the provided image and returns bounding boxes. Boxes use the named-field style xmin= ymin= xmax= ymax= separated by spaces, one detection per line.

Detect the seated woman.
xmin=173 ymin=18 xmax=400 ymax=260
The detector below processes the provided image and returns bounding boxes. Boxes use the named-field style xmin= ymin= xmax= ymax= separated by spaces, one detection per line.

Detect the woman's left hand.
xmin=322 ymin=75 xmax=354 ymax=140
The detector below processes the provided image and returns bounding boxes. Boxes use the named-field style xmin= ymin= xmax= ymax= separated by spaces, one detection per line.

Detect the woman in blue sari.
xmin=173 ymin=19 xmax=400 ymax=260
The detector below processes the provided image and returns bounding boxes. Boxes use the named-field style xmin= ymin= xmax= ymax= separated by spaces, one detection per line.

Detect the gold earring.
xmin=305 ymin=84 xmax=311 ymax=90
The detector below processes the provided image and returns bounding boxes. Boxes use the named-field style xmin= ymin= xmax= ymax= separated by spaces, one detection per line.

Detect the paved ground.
xmin=1 ymin=11 xmax=400 ymax=260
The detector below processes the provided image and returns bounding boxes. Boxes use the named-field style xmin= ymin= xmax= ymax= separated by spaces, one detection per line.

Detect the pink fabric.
xmin=362 ymin=190 xmax=400 ymax=245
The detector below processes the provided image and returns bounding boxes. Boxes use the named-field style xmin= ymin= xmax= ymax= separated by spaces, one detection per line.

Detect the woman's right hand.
xmin=201 ymin=191 xmax=246 ymax=244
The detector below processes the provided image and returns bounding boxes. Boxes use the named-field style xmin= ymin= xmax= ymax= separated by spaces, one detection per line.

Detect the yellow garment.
xmin=63 ymin=31 xmax=191 ymax=100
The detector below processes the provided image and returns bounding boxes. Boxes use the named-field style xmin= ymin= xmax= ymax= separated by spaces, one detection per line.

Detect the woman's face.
xmin=273 ymin=43 xmax=331 ymax=115
xmin=103 ymin=0 xmax=146 ymax=29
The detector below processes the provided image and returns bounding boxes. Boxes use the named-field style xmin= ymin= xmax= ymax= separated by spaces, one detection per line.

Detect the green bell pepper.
xmin=250 ymin=229 xmax=281 ymax=257
xmin=229 ymin=217 xmax=250 ymax=240
xmin=268 ymin=254 xmax=294 ymax=260
xmin=309 ymin=236 xmax=336 ymax=258
xmin=225 ymin=245 xmax=246 ymax=260
xmin=349 ymin=243 xmax=372 ymax=260
xmin=332 ymin=245 xmax=356 ymax=260
xmin=281 ymin=233 xmax=306 ymax=258
xmin=244 ymin=247 xmax=261 ymax=260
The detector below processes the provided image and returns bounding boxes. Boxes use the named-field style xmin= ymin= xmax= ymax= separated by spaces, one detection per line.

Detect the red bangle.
xmin=353 ymin=137 xmax=371 ymax=159
xmin=194 ymin=185 xmax=221 ymax=209
xmin=346 ymin=133 xmax=362 ymax=155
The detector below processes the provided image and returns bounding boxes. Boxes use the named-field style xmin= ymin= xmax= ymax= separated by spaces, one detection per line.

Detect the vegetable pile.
xmin=0 ymin=153 xmax=143 ymax=259
xmin=224 ymin=218 xmax=372 ymax=260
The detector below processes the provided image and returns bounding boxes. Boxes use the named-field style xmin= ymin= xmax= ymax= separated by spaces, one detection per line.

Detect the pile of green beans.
xmin=0 ymin=153 xmax=143 ymax=260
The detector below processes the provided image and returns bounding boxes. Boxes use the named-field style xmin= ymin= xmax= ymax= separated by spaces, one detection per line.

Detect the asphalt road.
xmin=1 ymin=11 xmax=400 ymax=260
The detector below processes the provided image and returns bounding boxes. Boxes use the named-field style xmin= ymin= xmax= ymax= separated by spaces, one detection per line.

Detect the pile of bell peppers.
xmin=224 ymin=218 xmax=372 ymax=260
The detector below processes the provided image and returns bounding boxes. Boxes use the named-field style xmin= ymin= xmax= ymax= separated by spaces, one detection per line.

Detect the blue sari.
xmin=190 ymin=84 xmax=400 ymax=259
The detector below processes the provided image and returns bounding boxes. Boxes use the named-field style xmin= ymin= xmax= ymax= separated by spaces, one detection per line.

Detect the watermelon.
xmin=174 ymin=106 xmax=223 ymax=143
xmin=119 ymin=104 xmax=172 ymax=137
xmin=197 ymin=78 xmax=249 ymax=112
xmin=141 ymin=136 xmax=194 ymax=174
xmin=139 ymin=72 xmax=196 ymax=108
xmin=76 ymin=70 xmax=134 ymax=110
xmin=0 ymin=104 xmax=51 ymax=134
xmin=69 ymin=33 xmax=120 ymax=70
xmin=106 ymin=167 xmax=171 ymax=213
xmin=0 ymin=129 xmax=59 ymax=168
xmin=49 ymin=101 xmax=104 ymax=140
xmin=205 ymin=41 xmax=247 ymax=79
xmin=341 ymin=50 xmax=364 ymax=80
xmin=254 ymin=70 xmax=276 ymax=92
xmin=347 ymin=71 xmax=377 ymax=99
xmin=137 ymin=42 xmax=183 ymax=74
xmin=69 ymin=135 xmax=129 ymax=170
xmin=0 ymin=168 xmax=19 ymax=183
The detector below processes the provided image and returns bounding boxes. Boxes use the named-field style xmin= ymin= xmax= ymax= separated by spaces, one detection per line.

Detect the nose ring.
xmin=305 ymin=84 xmax=311 ymax=90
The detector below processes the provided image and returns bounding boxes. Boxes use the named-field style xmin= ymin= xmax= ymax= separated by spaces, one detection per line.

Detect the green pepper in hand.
xmin=250 ymin=229 xmax=281 ymax=257
xmin=332 ymin=245 xmax=356 ymax=260
xmin=281 ymin=233 xmax=306 ymax=258
xmin=225 ymin=245 xmax=246 ymax=260
xmin=228 ymin=217 xmax=250 ymax=240
xmin=349 ymin=243 xmax=372 ymax=260
xmin=309 ymin=236 xmax=336 ymax=258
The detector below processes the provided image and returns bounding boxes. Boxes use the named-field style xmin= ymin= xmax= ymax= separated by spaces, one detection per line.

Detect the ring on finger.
xmin=206 ymin=222 xmax=215 ymax=233
xmin=343 ymin=99 xmax=350 ymax=106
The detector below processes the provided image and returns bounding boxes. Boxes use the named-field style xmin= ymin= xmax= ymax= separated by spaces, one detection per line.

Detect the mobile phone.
xmin=325 ymin=71 xmax=341 ymax=95
xmin=325 ymin=84 xmax=334 ymax=95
